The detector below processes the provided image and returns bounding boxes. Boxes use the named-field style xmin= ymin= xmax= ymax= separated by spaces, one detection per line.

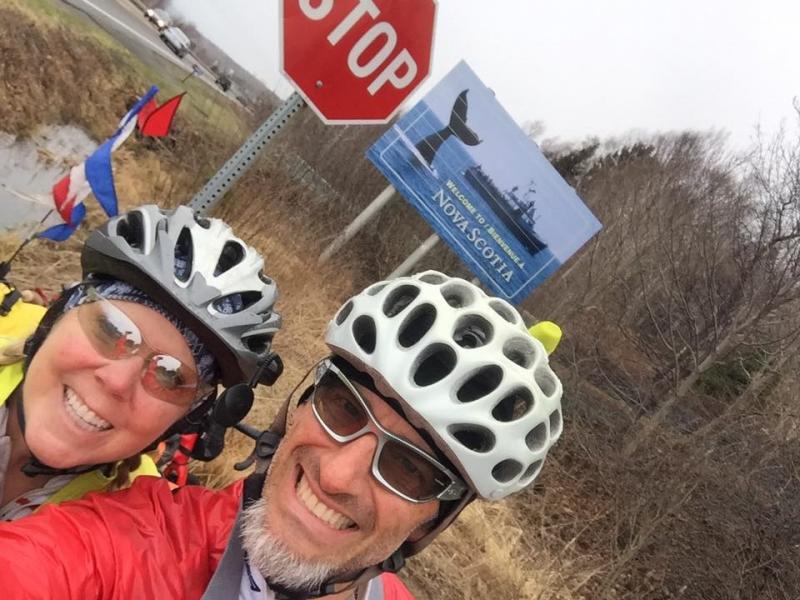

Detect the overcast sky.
xmin=168 ymin=0 xmax=799 ymax=148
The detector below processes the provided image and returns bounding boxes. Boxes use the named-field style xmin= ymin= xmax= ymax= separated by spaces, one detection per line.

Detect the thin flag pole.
xmin=2 ymin=209 xmax=54 ymax=266
xmin=0 ymin=183 xmax=55 ymax=278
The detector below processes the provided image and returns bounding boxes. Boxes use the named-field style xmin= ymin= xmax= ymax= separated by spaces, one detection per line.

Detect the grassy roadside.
xmin=1 ymin=0 xmax=249 ymax=138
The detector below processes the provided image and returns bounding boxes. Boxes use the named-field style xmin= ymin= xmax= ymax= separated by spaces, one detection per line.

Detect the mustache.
xmin=295 ymin=446 xmax=376 ymax=530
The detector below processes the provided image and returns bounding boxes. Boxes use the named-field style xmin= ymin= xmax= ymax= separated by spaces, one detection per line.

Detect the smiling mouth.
xmin=63 ymin=386 xmax=112 ymax=432
xmin=295 ymin=470 xmax=356 ymax=531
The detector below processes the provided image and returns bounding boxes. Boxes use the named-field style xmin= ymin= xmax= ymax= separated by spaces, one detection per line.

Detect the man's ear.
xmin=407 ymin=516 xmax=437 ymax=543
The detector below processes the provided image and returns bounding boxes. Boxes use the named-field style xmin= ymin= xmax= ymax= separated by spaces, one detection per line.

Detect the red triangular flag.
xmin=140 ymin=93 xmax=185 ymax=137
xmin=51 ymin=172 xmax=73 ymax=221
xmin=137 ymin=98 xmax=158 ymax=132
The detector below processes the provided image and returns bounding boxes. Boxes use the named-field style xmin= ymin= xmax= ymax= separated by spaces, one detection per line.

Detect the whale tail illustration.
xmin=415 ymin=89 xmax=482 ymax=165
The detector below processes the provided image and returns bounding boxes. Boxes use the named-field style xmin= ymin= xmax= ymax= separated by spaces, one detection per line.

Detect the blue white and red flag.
xmin=39 ymin=86 xmax=159 ymax=241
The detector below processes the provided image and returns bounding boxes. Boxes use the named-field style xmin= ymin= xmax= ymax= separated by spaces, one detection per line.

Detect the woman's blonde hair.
xmin=0 ymin=288 xmax=48 ymax=366
xmin=110 ymin=455 xmax=143 ymax=490
xmin=0 ymin=337 xmax=26 ymax=366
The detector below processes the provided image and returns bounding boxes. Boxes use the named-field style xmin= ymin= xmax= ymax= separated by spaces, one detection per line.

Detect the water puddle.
xmin=0 ymin=126 xmax=96 ymax=232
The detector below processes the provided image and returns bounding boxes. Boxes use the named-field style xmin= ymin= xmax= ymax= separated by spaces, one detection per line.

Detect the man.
xmin=0 ymin=271 xmax=563 ymax=599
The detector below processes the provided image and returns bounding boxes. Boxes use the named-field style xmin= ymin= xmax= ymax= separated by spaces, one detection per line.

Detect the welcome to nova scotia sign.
xmin=367 ymin=61 xmax=602 ymax=304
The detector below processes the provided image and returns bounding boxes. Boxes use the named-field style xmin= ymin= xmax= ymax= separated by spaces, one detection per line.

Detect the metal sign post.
xmin=189 ymin=92 xmax=305 ymax=216
xmin=387 ymin=233 xmax=440 ymax=279
xmin=318 ymin=184 xmax=397 ymax=263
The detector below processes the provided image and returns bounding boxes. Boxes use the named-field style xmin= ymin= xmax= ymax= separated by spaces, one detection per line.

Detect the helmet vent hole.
xmin=398 ymin=303 xmax=437 ymax=348
xmin=453 ymin=315 xmax=493 ymax=349
xmin=489 ymin=300 xmax=518 ymax=324
xmin=174 ymin=227 xmax=193 ymax=282
xmin=522 ymin=460 xmax=543 ymax=481
xmin=214 ymin=241 xmax=245 ymax=276
xmin=213 ymin=291 xmax=262 ymax=313
xmin=535 ymin=366 xmax=557 ymax=397
xmin=244 ymin=333 xmax=271 ymax=354
xmin=457 ymin=365 xmax=503 ymax=403
xmin=503 ymin=338 xmax=536 ymax=369
xmin=194 ymin=216 xmax=211 ymax=229
xmin=413 ymin=344 xmax=456 ymax=386
xmin=549 ymin=409 xmax=563 ymax=439
xmin=441 ymin=283 xmax=474 ymax=308
xmin=258 ymin=271 xmax=273 ymax=286
xmin=352 ymin=315 xmax=376 ymax=354
xmin=383 ymin=285 xmax=420 ymax=318
xmin=525 ymin=422 xmax=548 ymax=451
xmin=116 ymin=211 xmax=145 ymax=250
xmin=335 ymin=301 xmax=354 ymax=325
xmin=493 ymin=388 xmax=534 ymax=422
xmin=447 ymin=424 xmax=495 ymax=453
xmin=492 ymin=459 xmax=523 ymax=483
xmin=366 ymin=282 xmax=387 ymax=296
xmin=418 ymin=272 xmax=447 ymax=285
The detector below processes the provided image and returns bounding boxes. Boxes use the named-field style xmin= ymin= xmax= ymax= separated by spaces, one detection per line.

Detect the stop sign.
xmin=281 ymin=0 xmax=437 ymax=124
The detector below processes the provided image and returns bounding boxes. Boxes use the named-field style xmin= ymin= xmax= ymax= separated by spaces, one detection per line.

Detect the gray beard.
xmin=240 ymin=497 xmax=339 ymax=595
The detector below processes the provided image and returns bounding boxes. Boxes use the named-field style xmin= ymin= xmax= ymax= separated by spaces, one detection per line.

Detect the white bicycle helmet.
xmin=325 ymin=271 xmax=563 ymax=500
xmin=82 ymin=204 xmax=281 ymax=386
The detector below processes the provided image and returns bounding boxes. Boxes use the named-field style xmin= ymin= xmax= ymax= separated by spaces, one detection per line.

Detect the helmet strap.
xmin=12 ymin=390 xmax=114 ymax=477
xmin=403 ymin=492 xmax=476 ymax=556
xmin=20 ymin=455 xmax=106 ymax=477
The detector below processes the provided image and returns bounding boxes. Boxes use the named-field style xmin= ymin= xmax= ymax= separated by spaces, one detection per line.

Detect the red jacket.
xmin=0 ymin=476 xmax=413 ymax=599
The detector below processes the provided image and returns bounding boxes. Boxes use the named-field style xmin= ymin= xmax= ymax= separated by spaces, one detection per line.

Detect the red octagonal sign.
xmin=281 ymin=0 xmax=437 ymax=124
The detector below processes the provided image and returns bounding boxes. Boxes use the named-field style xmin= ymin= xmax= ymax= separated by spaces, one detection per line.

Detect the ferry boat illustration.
xmin=463 ymin=165 xmax=547 ymax=254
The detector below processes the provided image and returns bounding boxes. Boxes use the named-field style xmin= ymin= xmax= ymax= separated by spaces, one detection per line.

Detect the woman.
xmin=0 ymin=204 xmax=281 ymax=520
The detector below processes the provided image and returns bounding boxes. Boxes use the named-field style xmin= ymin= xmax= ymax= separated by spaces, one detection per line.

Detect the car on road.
xmin=159 ymin=26 xmax=191 ymax=59
xmin=215 ymin=69 xmax=234 ymax=92
xmin=144 ymin=8 xmax=171 ymax=31
xmin=215 ymin=75 xmax=232 ymax=92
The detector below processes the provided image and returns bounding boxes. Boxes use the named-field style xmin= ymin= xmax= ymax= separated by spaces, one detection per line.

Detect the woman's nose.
xmin=93 ymin=356 xmax=144 ymax=401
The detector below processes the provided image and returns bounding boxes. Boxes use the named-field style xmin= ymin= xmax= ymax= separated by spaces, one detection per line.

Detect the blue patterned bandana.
xmin=64 ymin=280 xmax=218 ymax=406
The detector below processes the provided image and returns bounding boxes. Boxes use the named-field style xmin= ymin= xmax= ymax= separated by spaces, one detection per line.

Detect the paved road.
xmin=61 ymin=0 xmax=236 ymax=102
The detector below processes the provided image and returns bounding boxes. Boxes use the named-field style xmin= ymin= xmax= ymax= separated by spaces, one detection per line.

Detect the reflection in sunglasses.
xmin=76 ymin=288 xmax=206 ymax=405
